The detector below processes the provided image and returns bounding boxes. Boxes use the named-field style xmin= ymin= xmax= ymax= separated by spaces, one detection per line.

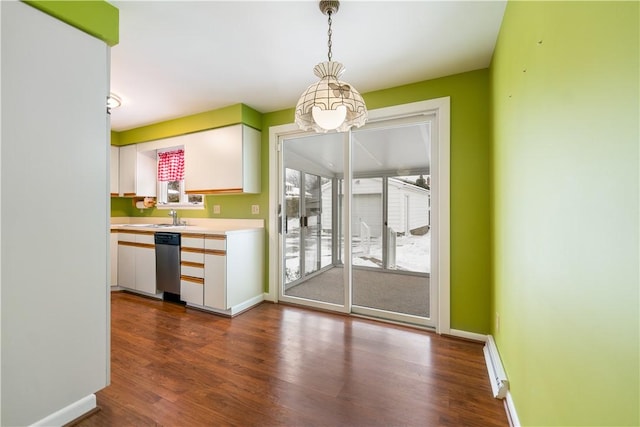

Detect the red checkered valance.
xmin=157 ymin=149 xmax=184 ymax=182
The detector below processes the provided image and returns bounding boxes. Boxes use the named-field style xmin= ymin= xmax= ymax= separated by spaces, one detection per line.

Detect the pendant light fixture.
xmin=295 ymin=0 xmax=367 ymax=133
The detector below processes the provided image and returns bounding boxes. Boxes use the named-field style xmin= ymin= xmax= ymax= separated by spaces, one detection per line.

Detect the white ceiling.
xmin=285 ymin=120 xmax=431 ymax=175
xmin=109 ymin=0 xmax=506 ymax=132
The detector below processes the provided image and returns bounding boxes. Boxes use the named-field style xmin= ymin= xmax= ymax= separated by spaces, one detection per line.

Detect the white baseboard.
xmin=31 ymin=394 xmax=96 ymax=426
xmin=484 ymin=335 xmax=509 ymax=399
xmin=505 ymin=391 xmax=521 ymax=427
xmin=263 ymin=291 xmax=276 ymax=302
xmin=229 ymin=294 xmax=264 ymax=315
xmin=448 ymin=328 xmax=487 ymax=342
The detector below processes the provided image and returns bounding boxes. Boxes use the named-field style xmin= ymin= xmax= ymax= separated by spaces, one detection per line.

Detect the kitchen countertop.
xmin=110 ymin=218 xmax=264 ymax=236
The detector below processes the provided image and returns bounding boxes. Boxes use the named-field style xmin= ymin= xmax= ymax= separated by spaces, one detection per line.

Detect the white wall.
xmin=1 ymin=2 xmax=109 ymax=425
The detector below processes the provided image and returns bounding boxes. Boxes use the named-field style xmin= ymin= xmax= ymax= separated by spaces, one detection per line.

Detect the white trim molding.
xmin=484 ymin=335 xmax=509 ymax=399
xmin=268 ymin=97 xmax=450 ymax=330
xmin=505 ymin=391 xmax=521 ymax=427
xmin=268 ymin=122 xmax=302 ymax=303
xmin=449 ymin=329 xmax=487 ymax=342
xmin=31 ymin=394 xmax=96 ymax=426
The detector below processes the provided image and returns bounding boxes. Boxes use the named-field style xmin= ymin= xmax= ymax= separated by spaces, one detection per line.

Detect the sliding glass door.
xmin=279 ymin=115 xmax=435 ymax=326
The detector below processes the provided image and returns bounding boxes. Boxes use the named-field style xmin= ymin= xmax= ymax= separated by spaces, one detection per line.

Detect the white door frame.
xmin=268 ymin=97 xmax=450 ymax=334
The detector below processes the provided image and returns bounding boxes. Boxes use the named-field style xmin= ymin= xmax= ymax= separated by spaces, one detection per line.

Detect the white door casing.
xmin=268 ymin=98 xmax=450 ymax=333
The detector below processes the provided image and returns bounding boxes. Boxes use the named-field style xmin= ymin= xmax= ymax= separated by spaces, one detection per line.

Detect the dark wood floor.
xmin=75 ymin=292 xmax=508 ymax=427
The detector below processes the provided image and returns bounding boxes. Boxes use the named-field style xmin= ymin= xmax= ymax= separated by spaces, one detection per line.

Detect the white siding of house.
xmin=320 ymin=177 xmax=430 ymax=238
xmin=352 ymin=194 xmax=383 ymax=237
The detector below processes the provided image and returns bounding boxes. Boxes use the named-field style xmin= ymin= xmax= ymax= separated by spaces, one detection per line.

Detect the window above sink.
xmin=155 ymin=147 xmax=204 ymax=210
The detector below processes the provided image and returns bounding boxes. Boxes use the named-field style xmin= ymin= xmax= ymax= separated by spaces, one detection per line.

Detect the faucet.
xmin=169 ymin=209 xmax=179 ymax=226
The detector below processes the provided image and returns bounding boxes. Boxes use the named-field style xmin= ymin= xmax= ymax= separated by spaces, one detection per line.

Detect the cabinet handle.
xmin=204 ymin=249 xmax=226 ymax=256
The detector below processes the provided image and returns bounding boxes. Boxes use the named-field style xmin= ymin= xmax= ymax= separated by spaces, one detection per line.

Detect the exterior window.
xmin=157 ymin=148 xmax=203 ymax=209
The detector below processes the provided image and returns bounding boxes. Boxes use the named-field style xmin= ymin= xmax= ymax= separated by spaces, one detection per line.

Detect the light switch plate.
xmin=251 ymin=204 xmax=259 ymax=215
xmin=213 ymin=205 xmax=221 ymax=214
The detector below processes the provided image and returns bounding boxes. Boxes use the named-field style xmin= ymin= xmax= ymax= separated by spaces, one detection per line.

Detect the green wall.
xmin=25 ymin=1 xmax=119 ymax=46
xmin=113 ymin=103 xmax=261 ymax=146
xmin=490 ymin=2 xmax=639 ymax=425
xmin=263 ymin=69 xmax=493 ymax=333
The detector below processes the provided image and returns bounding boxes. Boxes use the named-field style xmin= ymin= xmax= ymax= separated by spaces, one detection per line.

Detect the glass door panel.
xmin=351 ymin=178 xmax=383 ymax=269
xmin=281 ymin=133 xmax=345 ymax=309
xmin=304 ymin=174 xmax=321 ymax=276
xmin=320 ymin=176 xmax=333 ymax=269
xmin=351 ymin=122 xmax=431 ymax=323
xmin=284 ymin=168 xmax=301 ymax=286
xmin=387 ymin=175 xmax=431 ymax=275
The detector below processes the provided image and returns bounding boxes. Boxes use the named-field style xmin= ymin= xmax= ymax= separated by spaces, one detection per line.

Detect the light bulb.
xmin=311 ymin=105 xmax=347 ymax=131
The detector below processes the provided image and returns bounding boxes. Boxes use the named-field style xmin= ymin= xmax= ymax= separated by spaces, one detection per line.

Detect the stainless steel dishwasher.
xmin=155 ymin=232 xmax=181 ymax=302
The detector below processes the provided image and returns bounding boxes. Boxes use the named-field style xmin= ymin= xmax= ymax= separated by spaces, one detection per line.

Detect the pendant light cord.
xmin=327 ymin=11 xmax=333 ymax=62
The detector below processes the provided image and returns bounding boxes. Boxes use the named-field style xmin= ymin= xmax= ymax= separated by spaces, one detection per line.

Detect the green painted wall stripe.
xmin=241 ymin=104 xmax=263 ymax=131
xmin=115 ymin=103 xmax=263 ymax=146
xmin=24 ymin=1 xmax=119 ymax=46
xmin=110 ymin=130 xmax=119 ymax=146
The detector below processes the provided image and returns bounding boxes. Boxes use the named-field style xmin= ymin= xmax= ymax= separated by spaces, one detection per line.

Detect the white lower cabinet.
xmin=204 ymin=235 xmax=227 ymax=310
xmin=117 ymin=231 xmax=157 ymax=295
xmin=118 ymin=242 xmax=135 ymax=289
xmin=180 ymin=230 xmax=263 ymax=316
xmin=180 ymin=234 xmax=205 ymax=306
xmin=135 ymin=242 xmax=156 ymax=294
xmin=181 ymin=277 xmax=204 ymax=305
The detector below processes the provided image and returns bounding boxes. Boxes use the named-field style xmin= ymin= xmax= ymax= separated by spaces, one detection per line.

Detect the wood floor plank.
xmin=74 ymin=292 xmax=508 ymax=427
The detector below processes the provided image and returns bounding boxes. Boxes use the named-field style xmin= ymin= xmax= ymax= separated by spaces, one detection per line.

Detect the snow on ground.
xmin=352 ymin=231 xmax=430 ymax=273
xmin=285 ymin=229 xmax=430 ymax=282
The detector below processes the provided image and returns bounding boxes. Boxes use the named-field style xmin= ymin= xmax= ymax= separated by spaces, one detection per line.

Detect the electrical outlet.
xmin=251 ymin=204 xmax=259 ymax=215
xmin=213 ymin=205 xmax=221 ymax=214
xmin=496 ymin=312 xmax=501 ymax=333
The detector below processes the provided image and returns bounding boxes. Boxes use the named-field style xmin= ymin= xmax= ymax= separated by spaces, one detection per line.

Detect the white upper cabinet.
xmin=118 ymin=144 xmax=156 ymax=197
xmin=184 ymin=124 xmax=260 ymax=194
xmin=110 ymin=145 xmax=119 ymax=196
xmin=118 ymin=145 xmax=135 ymax=196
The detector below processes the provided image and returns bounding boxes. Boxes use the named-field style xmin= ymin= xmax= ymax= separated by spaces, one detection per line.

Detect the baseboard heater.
xmin=483 ymin=335 xmax=509 ymax=399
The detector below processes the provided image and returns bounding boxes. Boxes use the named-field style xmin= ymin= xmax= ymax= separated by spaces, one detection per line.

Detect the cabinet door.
xmin=118 ymin=145 xmax=156 ymax=197
xmin=184 ymin=125 xmax=243 ymax=193
xmin=135 ymin=246 xmax=156 ymax=294
xmin=136 ymin=149 xmax=157 ymax=197
xmin=110 ymin=146 xmax=119 ymax=196
xmin=119 ymin=145 xmax=136 ymax=196
xmin=204 ymin=253 xmax=226 ymax=309
xmin=240 ymin=126 xmax=261 ymax=194
xmin=181 ymin=277 xmax=204 ymax=305
xmin=117 ymin=244 xmax=136 ymax=289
